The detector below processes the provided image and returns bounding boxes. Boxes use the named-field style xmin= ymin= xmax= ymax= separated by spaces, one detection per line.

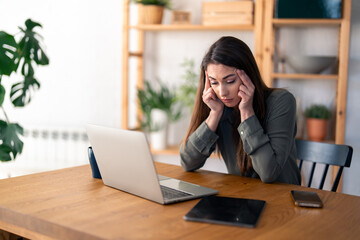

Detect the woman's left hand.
xmin=237 ymin=70 xmax=255 ymax=121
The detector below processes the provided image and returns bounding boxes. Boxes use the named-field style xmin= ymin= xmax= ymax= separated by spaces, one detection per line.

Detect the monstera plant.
xmin=0 ymin=19 xmax=49 ymax=161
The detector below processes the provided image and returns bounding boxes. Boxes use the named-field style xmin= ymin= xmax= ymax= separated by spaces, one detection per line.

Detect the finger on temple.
xmin=235 ymin=69 xmax=244 ymax=86
xmin=205 ymin=71 xmax=211 ymax=91
xmin=239 ymin=70 xmax=253 ymax=88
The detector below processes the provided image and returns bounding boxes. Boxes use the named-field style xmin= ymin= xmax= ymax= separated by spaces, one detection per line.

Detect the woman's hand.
xmin=237 ymin=70 xmax=255 ymax=121
xmin=202 ymin=72 xmax=224 ymax=113
xmin=203 ymin=72 xmax=224 ymax=131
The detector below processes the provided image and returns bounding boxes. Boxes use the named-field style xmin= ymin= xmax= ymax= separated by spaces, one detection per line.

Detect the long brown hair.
xmin=184 ymin=36 xmax=273 ymax=174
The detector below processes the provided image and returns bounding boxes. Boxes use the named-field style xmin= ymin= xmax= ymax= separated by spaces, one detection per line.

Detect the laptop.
xmin=85 ymin=124 xmax=218 ymax=204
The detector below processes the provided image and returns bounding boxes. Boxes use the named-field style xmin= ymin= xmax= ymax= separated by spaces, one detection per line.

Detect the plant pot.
xmin=138 ymin=5 xmax=164 ymax=24
xmin=306 ymin=118 xmax=328 ymax=142
xmin=150 ymin=109 xmax=168 ymax=150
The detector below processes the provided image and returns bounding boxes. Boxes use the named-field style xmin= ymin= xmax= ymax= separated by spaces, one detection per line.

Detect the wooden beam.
xmin=254 ymin=0 xmax=265 ymax=74
xmin=136 ymin=30 xmax=145 ymax=128
xmin=336 ymin=0 xmax=351 ymax=145
xmin=262 ymin=0 xmax=275 ymax=87
xmin=334 ymin=0 xmax=352 ymax=192
xmin=121 ymin=0 xmax=130 ymax=129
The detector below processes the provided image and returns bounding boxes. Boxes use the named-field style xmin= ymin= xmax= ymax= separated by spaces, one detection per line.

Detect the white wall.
xmin=0 ymin=0 xmax=359 ymax=196
xmin=0 ymin=0 xmax=123 ymax=130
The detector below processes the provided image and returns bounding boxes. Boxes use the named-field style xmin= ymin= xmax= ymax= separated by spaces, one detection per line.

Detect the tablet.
xmin=184 ymin=196 xmax=266 ymax=228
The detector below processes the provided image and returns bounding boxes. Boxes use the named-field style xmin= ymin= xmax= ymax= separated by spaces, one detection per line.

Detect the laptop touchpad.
xmin=160 ymin=179 xmax=201 ymax=193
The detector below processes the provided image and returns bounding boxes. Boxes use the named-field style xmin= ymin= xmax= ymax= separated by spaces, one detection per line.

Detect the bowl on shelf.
xmin=285 ymin=56 xmax=337 ymax=74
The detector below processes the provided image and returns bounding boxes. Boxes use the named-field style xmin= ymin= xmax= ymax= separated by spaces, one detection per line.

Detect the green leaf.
xmin=304 ymin=104 xmax=332 ymax=119
xmin=137 ymin=79 xmax=182 ymax=131
xmin=0 ymin=84 xmax=5 ymax=106
xmin=25 ymin=19 xmax=42 ymax=31
xmin=10 ymin=75 xmax=41 ymax=107
xmin=0 ymin=144 xmax=13 ymax=162
xmin=177 ymin=58 xmax=199 ymax=110
xmin=9 ymin=19 xmax=48 ymax=108
xmin=0 ymin=120 xmax=24 ymax=159
xmin=17 ymin=18 xmax=49 ymax=78
xmin=134 ymin=0 xmax=171 ymax=8
xmin=34 ymin=47 xmax=49 ymax=65
xmin=21 ymin=60 xmax=34 ymax=77
xmin=0 ymin=31 xmax=19 ymax=76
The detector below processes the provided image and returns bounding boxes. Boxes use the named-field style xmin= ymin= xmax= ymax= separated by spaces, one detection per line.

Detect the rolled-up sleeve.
xmin=180 ymin=121 xmax=219 ymax=171
xmin=238 ymin=91 xmax=297 ymax=183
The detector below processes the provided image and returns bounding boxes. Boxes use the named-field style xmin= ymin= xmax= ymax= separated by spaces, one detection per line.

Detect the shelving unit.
xmin=122 ymin=0 xmax=351 ymax=160
xmin=121 ymin=0 xmax=265 ymax=131
xmin=262 ymin=0 xmax=351 ymax=145
xmin=262 ymin=0 xmax=351 ymax=192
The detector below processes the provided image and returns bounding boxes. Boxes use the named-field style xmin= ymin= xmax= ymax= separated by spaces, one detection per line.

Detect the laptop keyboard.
xmin=160 ymin=185 xmax=192 ymax=199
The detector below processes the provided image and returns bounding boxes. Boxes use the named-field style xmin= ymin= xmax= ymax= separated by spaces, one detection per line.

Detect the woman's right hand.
xmin=203 ymin=72 xmax=223 ymax=131
xmin=202 ymin=72 xmax=224 ymax=113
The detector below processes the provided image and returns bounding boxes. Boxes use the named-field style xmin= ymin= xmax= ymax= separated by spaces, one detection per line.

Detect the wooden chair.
xmin=295 ymin=139 xmax=353 ymax=192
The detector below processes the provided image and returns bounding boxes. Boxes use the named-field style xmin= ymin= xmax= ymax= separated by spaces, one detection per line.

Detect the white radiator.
xmin=0 ymin=126 xmax=90 ymax=179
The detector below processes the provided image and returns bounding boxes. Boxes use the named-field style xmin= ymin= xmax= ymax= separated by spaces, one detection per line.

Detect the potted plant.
xmin=137 ymin=79 xmax=181 ymax=150
xmin=0 ymin=19 xmax=49 ymax=162
xmin=304 ymin=104 xmax=332 ymax=142
xmin=134 ymin=0 xmax=171 ymax=24
xmin=176 ymin=58 xmax=198 ymax=112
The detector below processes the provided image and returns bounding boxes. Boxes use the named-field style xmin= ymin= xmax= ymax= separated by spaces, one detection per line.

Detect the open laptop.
xmin=85 ymin=124 xmax=218 ymax=204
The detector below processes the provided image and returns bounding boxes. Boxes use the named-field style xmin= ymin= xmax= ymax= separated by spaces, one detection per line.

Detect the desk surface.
xmin=0 ymin=163 xmax=359 ymax=240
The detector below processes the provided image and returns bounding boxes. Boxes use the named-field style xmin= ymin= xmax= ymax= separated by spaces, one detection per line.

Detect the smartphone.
xmin=291 ymin=190 xmax=323 ymax=208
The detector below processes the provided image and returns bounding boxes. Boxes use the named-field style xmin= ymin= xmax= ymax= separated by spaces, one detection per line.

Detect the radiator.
xmin=0 ymin=126 xmax=91 ymax=179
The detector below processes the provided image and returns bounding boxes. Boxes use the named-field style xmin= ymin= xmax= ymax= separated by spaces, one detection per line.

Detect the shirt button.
xmin=240 ymin=131 xmax=244 ymax=135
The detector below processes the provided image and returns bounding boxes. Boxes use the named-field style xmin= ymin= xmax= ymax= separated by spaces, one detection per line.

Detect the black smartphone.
xmin=291 ymin=190 xmax=323 ymax=208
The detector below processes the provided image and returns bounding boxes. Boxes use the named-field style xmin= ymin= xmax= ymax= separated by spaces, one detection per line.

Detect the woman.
xmin=180 ymin=36 xmax=301 ymax=185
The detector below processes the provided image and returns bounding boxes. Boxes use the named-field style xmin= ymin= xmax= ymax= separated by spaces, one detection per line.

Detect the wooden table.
xmin=0 ymin=163 xmax=359 ymax=240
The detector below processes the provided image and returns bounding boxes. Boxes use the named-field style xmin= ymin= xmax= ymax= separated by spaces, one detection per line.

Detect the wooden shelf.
xmin=272 ymin=73 xmax=338 ymax=80
xmin=129 ymin=24 xmax=255 ymax=31
xmin=272 ymin=18 xmax=342 ymax=26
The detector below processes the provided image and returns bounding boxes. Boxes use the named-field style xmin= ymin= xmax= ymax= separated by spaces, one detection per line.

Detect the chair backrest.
xmin=295 ymin=139 xmax=353 ymax=192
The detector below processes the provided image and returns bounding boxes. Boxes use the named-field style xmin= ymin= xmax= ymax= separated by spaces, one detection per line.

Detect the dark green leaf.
xmin=21 ymin=60 xmax=34 ymax=77
xmin=305 ymin=104 xmax=332 ymax=119
xmin=0 ymin=84 xmax=5 ymax=106
xmin=10 ymin=76 xmax=40 ymax=107
xmin=0 ymin=31 xmax=19 ymax=76
xmin=0 ymin=144 xmax=13 ymax=161
xmin=134 ymin=0 xmax=171 ymax=8
xmin=0 ymin=120 xmax=24 ymax=159
xmin=16 ymin=18 xmax=49 ymax=79
xmin=25 ymin=19 xmax=42 ymax=31
xmin=37 ymin=48 xmax=49 ymax=65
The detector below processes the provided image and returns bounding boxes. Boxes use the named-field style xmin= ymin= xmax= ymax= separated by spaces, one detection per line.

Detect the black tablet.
xmin=184 ymin=196 xmax=266 ymax=228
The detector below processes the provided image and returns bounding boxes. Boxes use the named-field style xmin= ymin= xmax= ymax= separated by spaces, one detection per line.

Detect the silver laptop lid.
xmin=86 ymin=124 xmax=165 ymax=204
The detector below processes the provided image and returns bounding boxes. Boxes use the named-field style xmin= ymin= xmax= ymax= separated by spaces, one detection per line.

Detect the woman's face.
xmin=206 ymin=63 xmax=242 ymax=108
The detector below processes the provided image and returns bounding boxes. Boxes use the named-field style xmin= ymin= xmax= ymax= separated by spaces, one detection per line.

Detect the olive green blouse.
xmin=180 ymin=89 xmax=301 ymax=185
